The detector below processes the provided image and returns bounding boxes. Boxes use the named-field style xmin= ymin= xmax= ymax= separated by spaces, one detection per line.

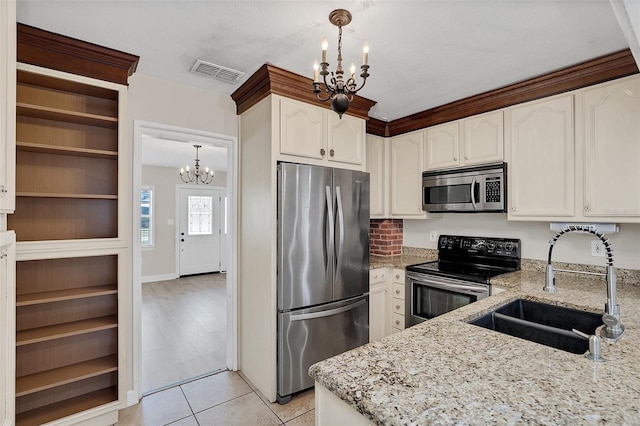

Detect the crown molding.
xmin=231 ymin=63 xmax=377 ymax=120
xmin=388 ymin=49 xmax=638 ymax=136
xmin=17 ymin=23 xmax=139 ymax=85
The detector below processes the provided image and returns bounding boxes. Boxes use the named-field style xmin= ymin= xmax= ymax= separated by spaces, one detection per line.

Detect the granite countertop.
xmin=310 ymin=270 xmax=640 ymax=425
xmin=370 ymin=248 xmax=437 ymax=270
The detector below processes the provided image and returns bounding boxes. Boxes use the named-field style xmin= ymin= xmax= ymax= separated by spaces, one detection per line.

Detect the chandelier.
xmin=179 ymin=145 xmax=214 ymax=185
xmin=313 ymin=9 xmax=370 ymax=118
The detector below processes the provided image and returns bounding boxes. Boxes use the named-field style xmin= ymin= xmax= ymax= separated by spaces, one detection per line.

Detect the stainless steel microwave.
xmin=422 ymin=162 xmax=507 ymax=213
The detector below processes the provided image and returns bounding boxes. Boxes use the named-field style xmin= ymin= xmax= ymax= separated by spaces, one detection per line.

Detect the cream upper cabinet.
xmin=425 ymin=122 xmax=459 ymax=170
xmin=507 ymin=94 xmax=574 ymax=219
xmin=280 ymin=97 xmax=325 ymax=160
xmin=0 ymin=0 xmax=16 ymax=213
xmin=278 ymin=97 xmax=365 ymax=170
xmin=581 ymin=76 xmax=640 ymax=219
xmin=390 ymin=130 xmax=426 ymax=218
xmin=461 ymin=111 xmax=504 ymax=166
xmin=328 ymin=112 xmax=365 ymax=166
xmin=366 ymin=135 xmax=387 ymax=218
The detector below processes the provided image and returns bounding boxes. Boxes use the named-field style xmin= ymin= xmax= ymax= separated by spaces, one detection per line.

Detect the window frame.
xmin=140 ymin=185 xmax=154 ymax=248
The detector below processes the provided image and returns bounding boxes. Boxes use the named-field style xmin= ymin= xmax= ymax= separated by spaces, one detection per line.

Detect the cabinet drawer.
xmin=369 ymin=268 xmax=386 ymax=285
xmin=391 ymin=283 xmax=405 ymax=300
xmin=392 ymin=298 xmax=404 ymax=315
xmin=392 ymin=269 xmax=405 ymax=284
xmin=392 ymin=313 xmax=405 ymax=330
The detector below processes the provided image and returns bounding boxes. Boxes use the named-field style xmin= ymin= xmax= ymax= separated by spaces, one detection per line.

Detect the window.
xmin=141 ymin=186 xmax=154 ymax=247
xmin=188 ymin=195 xmax=213 ymax=235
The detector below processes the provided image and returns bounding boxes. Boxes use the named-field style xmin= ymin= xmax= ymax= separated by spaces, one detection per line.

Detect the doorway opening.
xmin=132 ymin=121 xmax=237 ymax=401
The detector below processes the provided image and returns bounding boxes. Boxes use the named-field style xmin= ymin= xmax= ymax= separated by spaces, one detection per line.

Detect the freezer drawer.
xmin=277 ymin=294 xmax=369 ymax=399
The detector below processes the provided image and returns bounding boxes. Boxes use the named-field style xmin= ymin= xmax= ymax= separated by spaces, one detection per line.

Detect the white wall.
xmin=128 ymin=73 xmax=238 ymax=138
xmin=141 ymin=165 xmax=227 ymax=278
xmin=404 ymin=215 xmax=640 ymax=270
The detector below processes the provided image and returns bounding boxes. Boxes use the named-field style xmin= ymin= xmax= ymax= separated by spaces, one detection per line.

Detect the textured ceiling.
xmin=16 ymin=0 xmax=631 ymax=123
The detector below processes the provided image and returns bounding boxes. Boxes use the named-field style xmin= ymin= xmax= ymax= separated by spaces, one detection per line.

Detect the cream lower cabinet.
xmin=507 ymin=94 xmax=575 ymax=219
xmin=424 ymin=111 xmax=504 ymax=171
xmin=1 ymin=231 xmax=16 ymax=425
xmin=389 ymin=269 xmax=405 ymax=333
xmin=278 ymin=97 xmax=365 ymax=170
xmin=581 ymin=75 xmax=640 ymax=220
xmin=369 ymin=269 xmax=388 ymax=342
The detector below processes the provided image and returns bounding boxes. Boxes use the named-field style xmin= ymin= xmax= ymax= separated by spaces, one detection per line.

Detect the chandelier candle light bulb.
xmin=312 ymin=9 xmax=370 ymax=118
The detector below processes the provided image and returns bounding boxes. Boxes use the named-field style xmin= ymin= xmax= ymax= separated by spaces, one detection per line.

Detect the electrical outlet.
xmin=591 ymin=240 xmax=605 ymax=257
xmin=429 ymin=231 xmax=438 ymax=242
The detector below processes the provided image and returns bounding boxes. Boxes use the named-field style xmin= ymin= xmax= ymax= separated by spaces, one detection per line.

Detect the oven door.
xmin=405 ymin=272 xmax=490 ymax=327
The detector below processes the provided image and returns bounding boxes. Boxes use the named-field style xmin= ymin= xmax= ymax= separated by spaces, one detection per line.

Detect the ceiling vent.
xmin=190 ymin=59 xmax=245 ymax=83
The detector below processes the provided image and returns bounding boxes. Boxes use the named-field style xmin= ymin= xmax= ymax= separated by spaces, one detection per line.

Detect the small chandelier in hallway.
xmin=180 ymin=145 xmax=214 ymax=184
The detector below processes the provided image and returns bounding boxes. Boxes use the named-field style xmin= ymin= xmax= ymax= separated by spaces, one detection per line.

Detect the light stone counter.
xmin=310 ymin=270 xmax=640 ymax=425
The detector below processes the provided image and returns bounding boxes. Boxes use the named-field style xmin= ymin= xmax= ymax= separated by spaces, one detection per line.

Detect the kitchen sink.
xmin=469 ymin=298 xmax=603 ymax=354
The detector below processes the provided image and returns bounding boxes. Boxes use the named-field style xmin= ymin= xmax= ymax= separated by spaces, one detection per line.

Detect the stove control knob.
xmin=505 ymin=242 xmax=514 ymax=251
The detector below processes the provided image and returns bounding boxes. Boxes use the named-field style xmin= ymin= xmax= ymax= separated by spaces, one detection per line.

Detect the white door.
xmin=178 ymin=187 xmax=221 ymax=276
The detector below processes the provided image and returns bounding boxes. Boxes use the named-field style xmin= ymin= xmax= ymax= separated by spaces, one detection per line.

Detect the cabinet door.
xmin=280 ymin=98 xmax=325 ymax=160
xmin=0 ymin=0 xmax=16 ymax=213
xmin=366 ymin=135 xmax=386 ymax=217
xmin=369 ymin=281 xmax=387 ymax=342
xmin=425 ymin=122 xmax=459 ymax=170
xmin=461 ymin=111 xmax=503 ymax=165
xmin=508 ymin=95 xmax=574 ymax=218
xmin=0 ymin=231 xmax=16 ymax=425
xmin=327 ymin=113 xmax=365 ymax=166
xmin=583 ymin=76 xmax=640 ymax=218
xmin=390 ymin=131 xmax=425 ymax=217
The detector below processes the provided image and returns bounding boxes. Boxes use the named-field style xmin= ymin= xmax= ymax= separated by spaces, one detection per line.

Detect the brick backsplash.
xmin=370 ymin=219 xmax=403 ymax=256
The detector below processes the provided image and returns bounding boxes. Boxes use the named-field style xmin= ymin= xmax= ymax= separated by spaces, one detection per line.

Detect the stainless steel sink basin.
xmin=469 ymin=298 xmax=603 ymax=354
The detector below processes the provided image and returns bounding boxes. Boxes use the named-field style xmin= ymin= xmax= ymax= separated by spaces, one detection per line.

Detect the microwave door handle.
xmin=470 ymin=175 xmax=477 ymax=210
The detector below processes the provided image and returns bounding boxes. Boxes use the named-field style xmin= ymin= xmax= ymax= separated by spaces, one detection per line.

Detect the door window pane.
xmin=188 ymin=195 xmax=213 ymax=235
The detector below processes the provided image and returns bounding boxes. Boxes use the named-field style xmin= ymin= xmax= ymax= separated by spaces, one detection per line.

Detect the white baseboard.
xmin=141 ymin=273 xmax=178 ymax=283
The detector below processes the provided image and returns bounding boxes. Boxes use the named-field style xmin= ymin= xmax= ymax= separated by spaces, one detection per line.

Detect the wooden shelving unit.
xmin=11 ymin=66 xmax=122 ymax=425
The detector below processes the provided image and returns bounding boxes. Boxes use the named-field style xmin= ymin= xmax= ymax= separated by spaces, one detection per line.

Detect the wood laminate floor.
xmin=142 ymin=273 xmax=227 ymax=393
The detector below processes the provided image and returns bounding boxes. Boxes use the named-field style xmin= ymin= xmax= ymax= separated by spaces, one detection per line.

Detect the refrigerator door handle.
xmin=289 ymin=299 xmax=367 ymax=321
xmin=325 ymin=185 xmax=335 ymax=280
xmin=335 ymin=186 xmax=345 ymax=276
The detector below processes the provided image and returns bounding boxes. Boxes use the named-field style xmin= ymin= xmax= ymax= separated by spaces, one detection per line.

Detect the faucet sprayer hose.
xmin=548 ymin=225 xmax=614 ymax=266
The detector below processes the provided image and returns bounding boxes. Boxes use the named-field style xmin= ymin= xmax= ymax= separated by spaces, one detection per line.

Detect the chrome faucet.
xmin=545 ymin=225 xmax=625 ymax=343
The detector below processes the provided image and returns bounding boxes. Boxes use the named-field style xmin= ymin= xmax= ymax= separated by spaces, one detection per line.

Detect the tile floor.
xmin=117 ymin=370 xmax=315 ymax=426
xmin=142 ymin=273 xmax=227 ymax=392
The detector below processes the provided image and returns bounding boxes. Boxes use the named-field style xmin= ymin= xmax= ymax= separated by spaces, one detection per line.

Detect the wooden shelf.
xmin=17 ymin=284 xmax=118 ymax=306
xmin=17 ymin=316 xmax=118 ymax=346
xmin=16 ymin=386 xmax=117 ymax=426
xmin=16 ymin=192 xmax=118 ymax=200
xmin=16 ymin=355 xmax=117 ymax=397
xmin=16 ymin=141 xmax=118 ymax=159
xmin=17 ymin=102 xmax=118 ymax=129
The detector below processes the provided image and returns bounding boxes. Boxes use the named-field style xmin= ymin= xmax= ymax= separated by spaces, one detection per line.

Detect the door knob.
xmin=181 ymin=239 xmax=184 ymax=242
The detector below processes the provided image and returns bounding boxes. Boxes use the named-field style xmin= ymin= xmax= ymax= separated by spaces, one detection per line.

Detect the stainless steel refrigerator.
xmin=277 ymin=162 xmax=370 ymax=404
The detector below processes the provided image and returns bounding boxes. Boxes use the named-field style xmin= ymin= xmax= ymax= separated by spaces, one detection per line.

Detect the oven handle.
xmin=407 ymin=275 xmax=489 ymax=295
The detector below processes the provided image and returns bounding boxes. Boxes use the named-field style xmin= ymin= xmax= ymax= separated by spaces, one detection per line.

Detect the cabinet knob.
xmin=330 ymin=149 xmax=335 ymax=157
xmin=395 ymin=289 xmax=400 ymax=294
xmin=453 ymin=157 xmax=457 ymax=161
xmin=0 ymin=249 xmax=7 ymax=260
xmin=585 ymin=205 xmax=591 ymax=211
xmin=320 ymin=148 xmax=326 ymax=156
xmin=511 ymin=206 xmax=516 ymax=212
xmin=464 ymin=156 xmax=469 ymax=160
xmin=396 ymin=304 xmax=401 ymax=309
xmin=0 ymin=185 xmax=6 ymax=197
xmin=395 ymin=320 xmax=400 ymax=325
xmin=395 ymin=274 xmax=400 ymax=279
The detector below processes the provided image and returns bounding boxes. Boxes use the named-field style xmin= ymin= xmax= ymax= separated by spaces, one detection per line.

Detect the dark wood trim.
xmin=231 ymin=63 xmax=377 ymax=120
xmin=388 ymin=49 xmax=638 ymax=136
xmin=17 ymin=23 xmax=139 ymax=86
xmin=366 ymin=118 xmax=389 ymax=137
